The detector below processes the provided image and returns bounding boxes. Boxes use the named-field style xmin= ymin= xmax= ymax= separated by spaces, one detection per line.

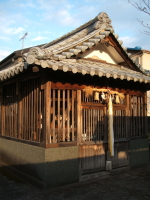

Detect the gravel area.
xmin=0 ymin=165 xmax=150 ymax=200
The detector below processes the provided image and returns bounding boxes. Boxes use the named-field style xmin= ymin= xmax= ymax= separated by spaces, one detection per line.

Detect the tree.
xmin=128 ymin=0 xmax=150 ymax=34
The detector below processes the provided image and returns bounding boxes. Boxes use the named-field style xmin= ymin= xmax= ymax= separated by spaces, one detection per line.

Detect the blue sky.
xmin=0 ymin=0 xmax=150 ymax=61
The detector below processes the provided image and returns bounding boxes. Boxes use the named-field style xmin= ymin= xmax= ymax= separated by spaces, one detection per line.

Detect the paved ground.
xmin=0 ymin=165 xmax=150 ymax=200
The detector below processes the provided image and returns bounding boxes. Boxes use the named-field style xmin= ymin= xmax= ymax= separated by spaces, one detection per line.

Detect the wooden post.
xmin=137 ymin=96 xmax=141 ymax=136
xmin=52 ymin=89 xmax=56 ymax=143
xmin=104 ymin=106 xmax=107 ymax=141
xmin=77 ymin=90 xmax=81 ymax=144
xmin=126 ymin=94 xmax=130 ymax=139
xmin=72 ymin=90 xmax=75 ymax=141
xmin=57 ymin=89 xmax=60 ymax=142
xmin=143 ymin=92 xmax=148 ymax=136
xmin=1 ymin=88 xmax=5 ymax=135
xmin=1 ymin=86 xmax=5 ymax=136
xmin=17 ymin=81 xmax=22 ymax=139
xmin=43 ymin=72 xmax=51 ymax=147
xmin=62 ymin=90 xmax=65 ymax=142
xmin=0 ymin=86 xmax=1 ymax=135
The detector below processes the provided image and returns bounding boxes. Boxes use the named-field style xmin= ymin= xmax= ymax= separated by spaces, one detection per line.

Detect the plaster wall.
xmin=142 ymin=53 xmax=150 ymax=70
xmin=82 ymin=43 xmax=120 ymax=64
xmin=141 ymin=53 xmax=150 ymax=116
xmin=147 ymin=91 xmax=150 ymax=116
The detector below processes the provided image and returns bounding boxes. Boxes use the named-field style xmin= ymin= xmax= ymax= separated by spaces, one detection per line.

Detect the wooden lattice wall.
xmin=0 ymin=74 xmax=148 ymax=147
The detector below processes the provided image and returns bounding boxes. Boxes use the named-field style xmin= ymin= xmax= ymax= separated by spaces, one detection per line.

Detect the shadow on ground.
xmin=0 ymin=164 xmax=150 ymax=200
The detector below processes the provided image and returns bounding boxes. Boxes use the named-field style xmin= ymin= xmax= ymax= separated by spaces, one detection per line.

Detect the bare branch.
xmin=129 ymin=0 xmax=150 ymax=15
xmin=140 ymin=30 xmax=150 ymax=35
xmin=129 ymin=0 xmax=150 ymax=34
xmin=138 ymin=18 xmax=150 ymax=29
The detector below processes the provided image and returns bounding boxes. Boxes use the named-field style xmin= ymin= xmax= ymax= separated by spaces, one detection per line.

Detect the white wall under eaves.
xmin=81 ymin=43 xmax=124 ymax=64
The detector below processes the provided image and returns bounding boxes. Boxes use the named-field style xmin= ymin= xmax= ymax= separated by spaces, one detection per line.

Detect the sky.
xmin=0 ymin=0 xmax=150 ymax=61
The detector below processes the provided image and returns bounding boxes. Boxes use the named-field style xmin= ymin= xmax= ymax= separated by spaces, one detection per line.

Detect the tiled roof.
xmin=142 ymin=49 xmax=150 ymax=54
xmin=0 ymin=12 xmax=150 ymax=83
xmin=0 ymin=62 xmax=24 ymax=81
xmin=26 ymin=12 xmax=149 ymax=76
xmin=1 ymin=58 xmax=150 ymax=83
xmin=40 ymin=58 xmax=150 ymax=83
xmin=41 ymin=12 xmax=112 ymax=49
xmin=26 ymin=12 xmax=114 ymax=63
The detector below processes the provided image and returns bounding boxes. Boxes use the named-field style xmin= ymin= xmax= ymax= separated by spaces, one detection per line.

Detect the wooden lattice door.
xmin=79 ymin=91 xmax=107 ymax=174
xmin=79 ymin=91 xmax=129 ymax=175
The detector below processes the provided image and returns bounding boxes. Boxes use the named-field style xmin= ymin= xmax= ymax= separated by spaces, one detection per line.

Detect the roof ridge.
xmin=42 ymin=12 xmax=112 ymax=49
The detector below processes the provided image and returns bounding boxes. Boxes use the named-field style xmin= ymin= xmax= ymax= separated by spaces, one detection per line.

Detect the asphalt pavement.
xmin=0 ymin=165 xmax=150 ymax=200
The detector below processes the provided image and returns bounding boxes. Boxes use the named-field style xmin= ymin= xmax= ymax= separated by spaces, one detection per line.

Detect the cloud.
xmin=0 ymin=36 xmax=10 ymax=41
xmin=2 ymin=27 xmax=14 ymax=35
xmin=0 ymin=26 xmax=25 ymax=35
xmin=57 ymin=9 xmax=79 ymax=26
xmin=0 ymin=50 xmax=11 ymax=61
xmin=38 ymin=0 xmax=69 ymax=11
xmin=7 ymin=0 xmax=37 ymax=9
xmin=119 ymin=36 xmax=138 ymax=47
xmin=0 ymin=0 xmax=150 ymax=51
xmin=43 ymin=31 xmax=52 ymax=34
xmin=32 ymin=36 xmax=47 ymax=41
xmin=13 ymin=27 xmax=25 ymax=34
xmin=38 ymin=0 xmax=81 ymax=27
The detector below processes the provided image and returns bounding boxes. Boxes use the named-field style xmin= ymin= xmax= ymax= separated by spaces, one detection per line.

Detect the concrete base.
xmin=0 ymin=137 xmax=149 ymax=187
xmin=106 ymin=161 xmax=112 ymax=171
xmin=0 ymin=138 xmax=79 ymax=188
xmin=129 ymin=138 xmax=149 ymax=167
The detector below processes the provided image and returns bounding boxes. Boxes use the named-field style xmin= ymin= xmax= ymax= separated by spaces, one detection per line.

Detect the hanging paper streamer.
xmin=115 ymin=94 xmax=120 ymax=104
xmin=108 ymin=95 xmax=114 ymax=157
xmin=94 ymin=91 xmax=99 ymax=101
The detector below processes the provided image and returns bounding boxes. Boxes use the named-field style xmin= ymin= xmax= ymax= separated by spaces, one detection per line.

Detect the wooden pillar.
xmin=143 ymin=92 xmax=148 ymax=136
xmin=126 ymin=94 xmax=130 ymax=139
xmin=17 ymin=81 xmax=22 ymax=139
xmin=0 ymin=87 xmax=4 ymax=135
xmin=0 ymin=86 xmax=1 ymax=135
xmin=77 ymin=90 xmax=81 ymax=144
xmin=43 ymin=72 xmax=51 ymax=147
xmin=0 ymin=86 xmax=5 ymax=136
xmin=104 ymin=106 xmax=107 ymax=141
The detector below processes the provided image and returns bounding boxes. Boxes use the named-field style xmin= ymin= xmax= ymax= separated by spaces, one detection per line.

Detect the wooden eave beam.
xmin=51 ymin=82 xmax=145 ymax=96
xmin=108 ymin=34 xmax=141 ymax=73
